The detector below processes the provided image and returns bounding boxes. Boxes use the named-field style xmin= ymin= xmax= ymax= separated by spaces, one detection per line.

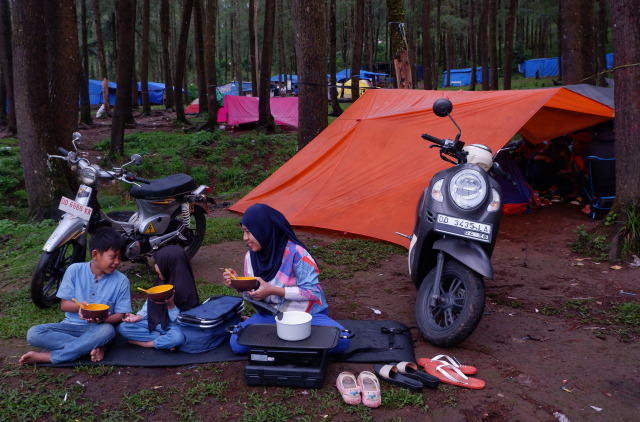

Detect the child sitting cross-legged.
xmin=19 ymin=227 xmax=131 ymax=365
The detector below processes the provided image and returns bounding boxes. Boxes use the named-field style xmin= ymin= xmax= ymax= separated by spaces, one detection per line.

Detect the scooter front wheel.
xmin=415 ymin=259 xmax=485 ymax=348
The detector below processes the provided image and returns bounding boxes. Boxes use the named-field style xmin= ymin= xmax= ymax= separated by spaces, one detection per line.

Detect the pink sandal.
xmin=358 ymin=371 xmax=381 ymax=408
xmin=336 ymin=372 xmax=361 ymax=405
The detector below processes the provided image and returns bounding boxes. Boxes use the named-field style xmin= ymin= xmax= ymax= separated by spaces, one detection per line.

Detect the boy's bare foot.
xmin=129 ymin=340 xmax=154 ymax=348
xmin=90 ymin=346 xmax=107 ymax=362
xmin=19 ymin=351 xmax=51 ymax=365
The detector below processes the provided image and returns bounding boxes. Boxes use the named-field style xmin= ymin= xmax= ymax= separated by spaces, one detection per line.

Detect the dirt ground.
xmin=3 ymin=200 xmax=639 ymax=421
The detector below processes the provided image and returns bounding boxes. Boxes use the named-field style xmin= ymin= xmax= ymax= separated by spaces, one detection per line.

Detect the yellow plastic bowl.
xmin=231 ymin=277 xmax=259 ymax=291
xmin=82 ymin=303 xmax=110 ymax=319
xmin=146 ymin=284 xmax=174 ymax=301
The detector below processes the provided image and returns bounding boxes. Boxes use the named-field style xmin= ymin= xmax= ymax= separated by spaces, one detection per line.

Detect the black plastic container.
xmin=244 ymin=349 xmax=328 ymax=388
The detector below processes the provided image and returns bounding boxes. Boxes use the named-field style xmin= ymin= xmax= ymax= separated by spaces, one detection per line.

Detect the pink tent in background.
xmin=226 ymin=96 xmax=298 ymax=127
xmin=185 ymin=97 xmax=229 ymax=124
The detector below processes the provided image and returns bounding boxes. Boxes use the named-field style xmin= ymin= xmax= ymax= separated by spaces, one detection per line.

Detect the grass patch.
xmin=569 ymin=225 xmax=610 ymax=261
xmin=610 ymin=302 xmax=640 ymax=327
xmin=0 ymin=288 xmax=61 ymax=339
xmin=0 ymin=382 xmax=95 ymax=421
xmin=381 ymin=387 xmax=425 ymax=409
xmin=314 ymin=238 xmax=405 ymax=280
xmin=203 ymin=217 xmax=243 ymax=245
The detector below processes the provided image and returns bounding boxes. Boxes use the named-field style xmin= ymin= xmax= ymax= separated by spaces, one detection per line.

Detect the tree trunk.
xmin=609 ymin=0 xmax=640 ymax=258
xmin=140 ymin=0 xmax=151 ymax=115
xmin=480 ymin=0 xmax=489 ymax=90
xmin=557 ymin=2 xmax=563 ymax=79
xmin=489 ymin=0 xmax=498 ymax=90
xmin=0 ymin=0 xmax=16 ymax=134
xmin=256 ymin=0 xmax=276 ymax=131
xmin=79 ymin=0 xmax=93 ymax=124
xmin=234 ymin=0 xmax=244 ymax=96
xmin=329 ymin=0 xmax=342 ymax=114
xmin=434 ymin=0 xmax=441 ymax=89
xmin=93 ymin=0 xmax=110 ymax=111
xmin=193 ymin=0 xmax=208 ymax=115
xmin=204 ymin=0 xmax=218 ymax=129
xmin=0 ymin=65 xmax=5 ymax=123
xmin=160 ymin=0 xmax=174 ymax=110
xmin=173 ymin=0 xmax=194 ymax=124
xmin=561 ymin=0 xmax=596 ymax=85
xmin=111 ymin=0 xmax=136 ymax=157
xmin=249 ymin=0 xmax=259 ymax=97
xmin=131 ymin=0 xmax=139 ymax=111
xmin=350 ymin=0 xmax=364 ymax=101
xmin=597 ymin=0 xmax=608 ymax=86
xmin=581 ymin=0 xmax=596 ymax=85
xmin=422 ymin=0 xmax=432 ymax=90
xmin=503 ymin=0 xmax=517 ymax=90
xmin=294 ymin=0 xmax=327 ymax=149
xmin=387 ymin=0 xmax=412 ymax=89
xmin=468 ymin=0 xmax=477 ymax=91
xmin=278 ymin=0 xmax=286 ymax=94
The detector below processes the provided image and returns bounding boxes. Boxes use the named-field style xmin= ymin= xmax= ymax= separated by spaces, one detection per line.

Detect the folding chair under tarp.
xmin=584 ymin=155 xmax=616 ymax=218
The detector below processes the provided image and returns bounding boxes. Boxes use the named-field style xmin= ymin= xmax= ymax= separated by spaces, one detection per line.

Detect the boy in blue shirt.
xmin=20 ymin=228 xmax=131 ymax=365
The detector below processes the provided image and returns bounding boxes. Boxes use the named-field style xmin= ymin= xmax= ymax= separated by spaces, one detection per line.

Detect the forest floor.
xmin=1 ymin=108 xmax=639 ymax=421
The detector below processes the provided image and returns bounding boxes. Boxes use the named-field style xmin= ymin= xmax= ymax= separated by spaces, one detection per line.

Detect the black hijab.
xmin=147 ymin=246 xmax=200 ymax=331
xmin=240 ymin=204 xmax=310 ymax=282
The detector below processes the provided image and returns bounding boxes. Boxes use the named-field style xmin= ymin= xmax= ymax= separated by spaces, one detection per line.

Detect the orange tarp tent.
xmin=229 ymin=88 xmax=613 ymax=248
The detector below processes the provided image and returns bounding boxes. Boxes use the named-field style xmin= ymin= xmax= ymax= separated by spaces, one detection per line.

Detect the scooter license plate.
xmin=59 ymin=197 xmax=93 ymax=221
xmin=434 ymin=214 xmax=492 ymax=243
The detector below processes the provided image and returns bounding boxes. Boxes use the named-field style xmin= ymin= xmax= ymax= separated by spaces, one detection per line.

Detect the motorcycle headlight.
xmin=449 ymin=169 xmax=487 ymax=209
xmin=80 ymin=167 xmax=97 ymax=185
xmin=487 ymin=188 xmax=501 ymax=212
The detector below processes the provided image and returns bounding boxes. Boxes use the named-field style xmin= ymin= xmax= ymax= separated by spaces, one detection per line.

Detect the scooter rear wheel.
xmin=415 ymin=259 xmax=485 ymax=348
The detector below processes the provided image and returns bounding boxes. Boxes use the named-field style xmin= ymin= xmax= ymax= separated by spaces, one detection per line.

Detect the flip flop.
xmin=374 ymin=364 xmax=423 ymax=393
xmin=336 ymin=372 xmax=361 ymax=405
xmin=392 ymin=362 xmax=440 ymax=388
xmin=424 ymin=361 xmax=485 ymax=389
xmin=357 ymin=371 xmax=381 ymax=408
xmin=418 ymin=355 xmax=477 ymax=375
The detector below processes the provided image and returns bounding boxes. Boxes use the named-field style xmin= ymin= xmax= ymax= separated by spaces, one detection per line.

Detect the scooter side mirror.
xmin=433 ymin=98 xmax=453 ymax=117
xmin=72 ymin=132 xmax=82 ymax=143
xmin=505 ymin=139 xmax=524 ymax=151
xmin=130 ymin=154 xmax=143 ymax=166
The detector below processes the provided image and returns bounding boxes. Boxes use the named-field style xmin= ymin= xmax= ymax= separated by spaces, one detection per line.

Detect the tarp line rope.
xmin=565 ymin=62 xmax=640 ymax=86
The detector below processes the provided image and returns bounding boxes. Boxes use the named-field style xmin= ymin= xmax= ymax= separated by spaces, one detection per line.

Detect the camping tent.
xmin=137 ymin=81 xmax=166 ymax=105
xmin=87 ymin=79 xmax=116 ymax=105
xmin=440 ymin=68 xmax=484 ymax=87
xmin=225 ymin=96 xmax=298 ymax=127
xmin=184 ymin=89 xmax=225 ymax=113
xmin=520 ymin=58 xmax=561 ymax=78
xmin=269 ymin=75 xmax=299 ymax=93
xmin=337 ymin=79 xmax=376 ymax=98
xmin=229 ymin=88 xmax=613 ymax=248
xmin=492 ymin=150 xmax=537 ymax=215
xmin=333 ymin=69 xmax=387 ymax=82
xmin=606 ymin=53 xmax=613 ymax=69
xmin=564 ymin=84 xmax=614 ymax=110
xmin=218 ymin=82 xmax=253 ymax=97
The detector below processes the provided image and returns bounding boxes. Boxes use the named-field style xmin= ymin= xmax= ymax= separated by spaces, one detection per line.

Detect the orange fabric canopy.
xmin=230 ymin=88 xmax=613 ymax=248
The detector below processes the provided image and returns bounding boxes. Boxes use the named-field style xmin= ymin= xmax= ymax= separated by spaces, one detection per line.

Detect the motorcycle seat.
xmin=130 ymin=173 xmax=197 ymax=199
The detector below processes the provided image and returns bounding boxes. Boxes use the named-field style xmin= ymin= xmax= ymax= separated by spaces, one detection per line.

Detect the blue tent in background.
xmin=87 ymin=79 xmax=116 ymax=105
xmin=440 ymin=67 xmax=484 ymax=87
xmin=414 ymin=65 xmax=424 ymax=80
xmin=606 ymin=53 xmax=613 ymax=69
xmin=270 ymin=74 xmax=298 ymax=84
xmin=332 ymin=69 xmax=387 ymax=82
xmin=218 ymin=81 xmax=253 ymax=97
xmin=519 ymin=58 xmax=560 ymax=78
xmin=137 ymin=81 xmax=165 ymax=105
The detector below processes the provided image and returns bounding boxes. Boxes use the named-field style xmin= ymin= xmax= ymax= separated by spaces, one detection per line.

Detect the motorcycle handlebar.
xmin=421 ymin=133 xmax=445 ymax=146
xmin=58 ymin=147 xmax=69 ymax=156
xmin=125 ymin=172 xmax=151 ymax=184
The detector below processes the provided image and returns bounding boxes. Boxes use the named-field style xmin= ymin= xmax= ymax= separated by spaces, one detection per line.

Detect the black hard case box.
xmin=244 ymin=349 xmax=328 ymax=388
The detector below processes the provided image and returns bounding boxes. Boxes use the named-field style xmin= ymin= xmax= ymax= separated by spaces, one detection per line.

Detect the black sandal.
xmin=391 ymin=361 xmax=440 ymax=388
xmin=374 ymin=364 xmax=423 ymax=393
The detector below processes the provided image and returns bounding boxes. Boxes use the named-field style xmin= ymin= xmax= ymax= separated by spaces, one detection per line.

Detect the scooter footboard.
xmin=43 ymin=215 xmax=87 ymax=252
xmin=432 ymin=237 xmax=493 ymax=278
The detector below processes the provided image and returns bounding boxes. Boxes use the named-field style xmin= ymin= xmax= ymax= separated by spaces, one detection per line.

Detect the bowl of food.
xmin=230 ymin=277 xmax=260 ymax=291
xmin=145 ymin=284 xmax=175 ymax=301
xmin=81 ymin=303 xmax=110 ymax=320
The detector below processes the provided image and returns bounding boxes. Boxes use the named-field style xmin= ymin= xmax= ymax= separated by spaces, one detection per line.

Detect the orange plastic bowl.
xmin=81 ymin=303 xmax=110 ymax=320
xmin=230 ymin=277 xmax=259 ymax=291
xmin=146 ymin=284 xmax=175 ymax=301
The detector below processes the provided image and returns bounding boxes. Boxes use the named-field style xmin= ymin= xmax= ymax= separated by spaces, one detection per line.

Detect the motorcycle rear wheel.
xmin=30 ymin=240 xmax=86 ymax=309
xmin=415 ymin=259 xmax=485 ymax=348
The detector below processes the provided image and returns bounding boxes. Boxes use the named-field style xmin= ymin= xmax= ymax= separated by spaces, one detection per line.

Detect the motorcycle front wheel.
xmin=30 ymin=240 xmax=86 ymax=309
xmin=415 ymin=259 xmax=485 ymax=348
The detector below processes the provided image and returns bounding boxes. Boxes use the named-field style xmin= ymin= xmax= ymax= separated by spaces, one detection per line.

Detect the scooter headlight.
xmin=449 ymin=169 xmax=487 ymax=210
xmin=80 ymin=167 xmax=97 ymax=185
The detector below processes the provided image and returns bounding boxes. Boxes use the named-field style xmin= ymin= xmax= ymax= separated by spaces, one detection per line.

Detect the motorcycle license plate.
xmin=59 ymin=197 xmax=93 ymax=221
xmin=434 ymin=214 xmax=492 ymax=243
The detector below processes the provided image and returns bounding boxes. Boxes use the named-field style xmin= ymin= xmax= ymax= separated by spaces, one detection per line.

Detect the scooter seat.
xmin=130 ymin=173 xmax=197 ymax=199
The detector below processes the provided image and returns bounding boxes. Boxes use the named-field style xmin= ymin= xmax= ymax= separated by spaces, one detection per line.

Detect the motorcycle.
xmin=31 ymin=132 xmax=210 ymax=309
xmin=397 ymin=99 xmax=523 ymax=348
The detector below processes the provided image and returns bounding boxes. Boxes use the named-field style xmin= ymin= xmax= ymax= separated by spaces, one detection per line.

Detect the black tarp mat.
xmin=39 ymin=320 xmax=416 ymax=368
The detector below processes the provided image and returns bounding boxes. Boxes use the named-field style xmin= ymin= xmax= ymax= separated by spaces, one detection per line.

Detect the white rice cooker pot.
xmin=276 ymin=311 xmax=312 ymax=341
xmin=463 ymin=144 xmax=493 ymax=171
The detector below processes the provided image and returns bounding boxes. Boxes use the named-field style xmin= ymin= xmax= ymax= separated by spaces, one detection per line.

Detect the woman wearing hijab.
xmin=224 ymin=203 xmax=350 ymax=354
xmin=119 ymin=246 xmax=199 ymax=349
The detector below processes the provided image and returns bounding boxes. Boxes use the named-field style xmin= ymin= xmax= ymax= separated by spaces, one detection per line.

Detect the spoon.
xmin=137 ymin=287 xmax=151 ymax=293
xmin=72 ymin=298 xmax=86 ymax=309
xmin=224 ymin=268 xmax=238 ymax=280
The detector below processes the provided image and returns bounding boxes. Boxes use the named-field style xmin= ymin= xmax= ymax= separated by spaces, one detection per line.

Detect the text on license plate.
xmin=59 ymin=197 xmax=92 ymax=221
xmin=436 ymin=214 xmax=491 ymax=234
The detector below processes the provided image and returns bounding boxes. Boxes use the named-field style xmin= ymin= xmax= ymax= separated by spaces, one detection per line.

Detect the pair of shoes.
xmin=374 ymin=361 xmax=439 ymax=393
xmin=336 ymin=371 xmax=381 ymax=408
xmin=417 ymin=355 xmax=485 ymax=389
